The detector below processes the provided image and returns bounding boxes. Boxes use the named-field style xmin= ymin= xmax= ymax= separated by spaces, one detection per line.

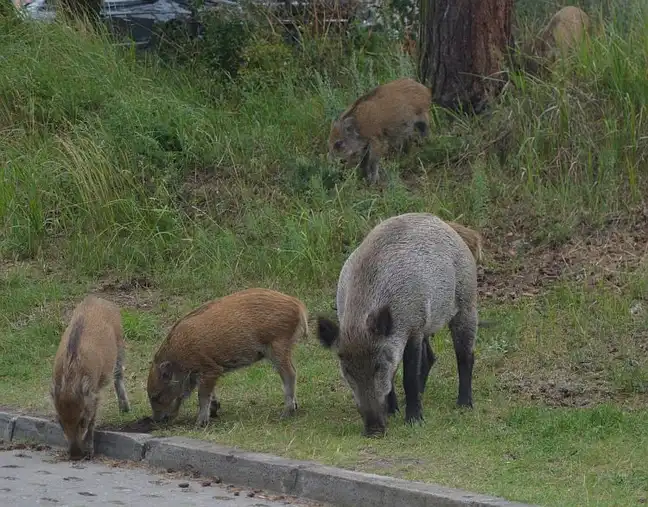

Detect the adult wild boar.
xmin=147 ymin=288 xmax=309 ymax=427
xmin=317 ymin=213 xmax=481 ymax=436
xmin=328 ymin=77 xmax=432 ymax=184
xmin=51 ymin=295 xmax=130 ymax=460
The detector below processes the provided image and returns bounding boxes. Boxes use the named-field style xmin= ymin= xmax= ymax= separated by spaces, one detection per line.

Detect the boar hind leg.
xmin=449 ymin=308 xmax=477 ymax=408
xmin=196 ymin=371 xmax=222 ymax=427
xmin=419 ymin=335 xmax=436 ymax=394
xmin=268 ymin=344 xmax=298 ymax=418
xmin=403 ymin=335 xmax=424 ymax=424
xmin=113 ymin=346 xmax=130 ymax=413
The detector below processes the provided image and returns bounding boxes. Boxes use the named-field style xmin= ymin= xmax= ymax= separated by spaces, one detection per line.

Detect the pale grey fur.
xmin=325 ymin=212 xmax=478 ymax=435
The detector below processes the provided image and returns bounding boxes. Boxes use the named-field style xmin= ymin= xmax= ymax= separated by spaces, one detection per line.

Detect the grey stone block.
xmin=0 ymin=412 xmax=16 ymax=442
xmin=145 ymin=437 xmax=310 ymax=494
xmin=297 ymin=464 xmax=535 ymax=507
xmin=144 ymin=437 xmax=535 ymax=507
xmin=94 ymin=430 xmax=152 ymax=461
xmin=12 ymin=415 xmax=67 ymax=448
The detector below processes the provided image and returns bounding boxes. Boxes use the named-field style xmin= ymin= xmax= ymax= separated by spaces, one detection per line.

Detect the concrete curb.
xmin=0 ymin=410 xmax=535 ymax=507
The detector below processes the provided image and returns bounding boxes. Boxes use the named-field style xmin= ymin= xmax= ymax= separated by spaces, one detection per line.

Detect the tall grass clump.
xmin=1 ymin=0 xmax=647 ymax=283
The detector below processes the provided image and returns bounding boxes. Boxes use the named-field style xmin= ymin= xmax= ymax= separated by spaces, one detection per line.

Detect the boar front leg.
xmin=83 ymin=416 xmax=96 ymax=459
xmin=196 ymin=369 xmax=222 ymax=427
xmin=387 ymin=378 xmax=399 ymax=415
xmin=403 ymin=334 xmax=423 ymax=424
xmin=113 ymin=346 xmax=131 ymax=413
xmin=358 ymin=143 xmax=381 ymax=185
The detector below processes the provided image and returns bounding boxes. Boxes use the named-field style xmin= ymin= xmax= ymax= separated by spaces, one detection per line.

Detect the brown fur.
xmin=147 ymin=288 xmax=309 ymax=427
xmin=521 ymin=6 xmax=591 ymax=74
xmin=446 ymin=221 xmax=483 ymax=264
xmin=328 ymin=77 xmax=432 ymax=184
xmin=51 ymin=295 xmax=130 ymax=460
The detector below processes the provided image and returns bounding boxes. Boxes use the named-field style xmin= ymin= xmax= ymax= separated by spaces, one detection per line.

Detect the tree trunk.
xmin=418 ymin=0 xmax=514 ymax=114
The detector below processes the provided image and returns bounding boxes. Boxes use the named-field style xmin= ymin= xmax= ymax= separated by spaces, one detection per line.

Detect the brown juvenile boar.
xmin=446 ymin=221 xmax=483 ymax=264
xmin=147 ymin=288 xmax=309 ymax=427
xmin=522 ymin=6 xmax=591 ymax=74
xmin=328 ymin=77 xmax=432 ymax=184
xmin=51 ymin=295 xmax=130 ymax=460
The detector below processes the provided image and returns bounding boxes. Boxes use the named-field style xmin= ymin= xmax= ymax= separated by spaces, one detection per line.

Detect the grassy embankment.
xmin=1 ymin=1 xmax=647 ymax=505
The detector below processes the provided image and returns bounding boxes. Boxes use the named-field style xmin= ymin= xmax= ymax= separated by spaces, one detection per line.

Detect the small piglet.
xmin=317 ymin=213 xmax=482 ymax=437
xmin=147 ymin=288 xmax=309 ymax=426
xmin=51 ymin=295 xmax=130 ymax=460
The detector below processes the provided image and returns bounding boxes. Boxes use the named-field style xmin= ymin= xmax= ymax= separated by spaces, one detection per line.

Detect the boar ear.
xmin=317 ymin=316 xmax=340 ymax=349
xmin=366 ymin=305 xmax=393 ymax=337
xmin=158 ymin=360 xmax=174 ymax=382
xmin=341 ymin=116 xmax=358 ymax=136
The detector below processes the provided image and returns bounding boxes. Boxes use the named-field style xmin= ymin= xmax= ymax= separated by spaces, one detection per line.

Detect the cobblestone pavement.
xmin=0 ymin=448 xmax=324 ymax=507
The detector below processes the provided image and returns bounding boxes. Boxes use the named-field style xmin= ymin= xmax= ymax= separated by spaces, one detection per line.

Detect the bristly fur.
xmin=317 ymin=213 xmax=481 ymax=436
xmin=52 ymin=295 xmax=130 ymax=460
xmin=446 ymin=221 xmax=483 ymax=264
xmin=66 ymin=316 xmax=84 ymax=363
xmin=328 ymin=77 xmax=432 ymax=184
xmin=147 ymin=288 xmax=309 ymax=427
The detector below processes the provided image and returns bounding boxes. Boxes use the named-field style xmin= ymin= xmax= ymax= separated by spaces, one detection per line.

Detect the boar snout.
xmin=360 ymin=399 xmax=388 ymax=438
xmin=363 ymin=410 xmax=387 ymax=437
xmin=152 ymin=412 xmax=171 ymax=424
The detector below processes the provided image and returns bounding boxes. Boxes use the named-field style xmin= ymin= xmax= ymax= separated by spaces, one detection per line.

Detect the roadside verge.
xmin=0 ymin=411 xmax=535 ymax=507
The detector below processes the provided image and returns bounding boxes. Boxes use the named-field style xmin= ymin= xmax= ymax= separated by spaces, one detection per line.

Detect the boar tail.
xmin=298 ymin=307 xmax=310 ymax=342
xmin=446 ymin=221 xmax=483 ymax=264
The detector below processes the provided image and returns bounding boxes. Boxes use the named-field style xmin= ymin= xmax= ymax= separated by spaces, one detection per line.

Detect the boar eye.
xmin=334 ymin=140 xmax=343 ymax=150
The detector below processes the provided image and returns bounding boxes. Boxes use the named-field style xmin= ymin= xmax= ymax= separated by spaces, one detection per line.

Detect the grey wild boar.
xmin=328 ymin=77 xmax=432 ymax=184
xmin=51 ymin=295 xmax=130 ymax=460
xmin=317 ymin=213 xmax=482 ymax=436
xmin=521 ymin=6 xmax=591 ymax=74
xmin=147 ymin=288 xmax=309 ymax=427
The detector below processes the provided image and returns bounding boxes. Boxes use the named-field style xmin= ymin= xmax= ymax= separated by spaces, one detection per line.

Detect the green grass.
xmin=1 ymin=0 xmax=648 ymax=505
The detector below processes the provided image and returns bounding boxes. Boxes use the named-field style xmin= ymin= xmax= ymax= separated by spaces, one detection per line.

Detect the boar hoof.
xmin=119 ymin=401 xmax=131 ymax=413
xmin=196 ymin=414 xmax=211 ymax=427
xmin=405 ymin=411 xmax=424 ymax=425
xmin=280 ymin=406 xmax=297 ymax=419
xmin=457 ymin=398 xmax=474 ymax=409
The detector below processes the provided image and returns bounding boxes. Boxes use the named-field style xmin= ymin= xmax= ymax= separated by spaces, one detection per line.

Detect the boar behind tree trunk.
xmin=418 ymin=0 xmax=514 ymax=114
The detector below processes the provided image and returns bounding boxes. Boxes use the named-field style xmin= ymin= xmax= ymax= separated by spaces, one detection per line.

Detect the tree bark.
xmin=418 ymin=0 xmax=514 ymax=114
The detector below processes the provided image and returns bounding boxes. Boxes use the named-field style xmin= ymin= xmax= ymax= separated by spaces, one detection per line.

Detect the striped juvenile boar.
xmin=147 ymin=288 xmax=309 ymax=426
xmin=51 ymin=295 xmax=130 ymax=460
xmin=522 ymin=6 xmax=591 ymax=74
xmin=317 ymin=213 xmax=482 ymax=437
xmin=328 ymin=78 xmax=432 ymax=184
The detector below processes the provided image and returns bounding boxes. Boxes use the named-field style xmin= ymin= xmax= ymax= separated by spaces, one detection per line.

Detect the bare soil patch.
xmin=479 ymin=205 xmax=648 ymax=303
xmin=99 ymin=416 xmax=156 ymax=434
